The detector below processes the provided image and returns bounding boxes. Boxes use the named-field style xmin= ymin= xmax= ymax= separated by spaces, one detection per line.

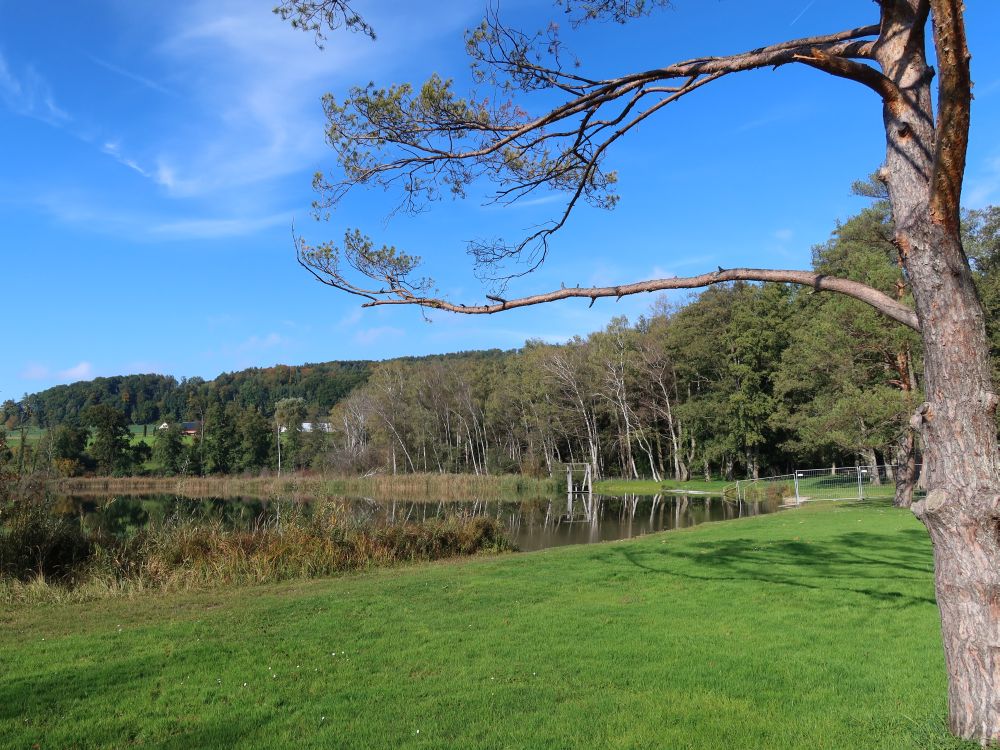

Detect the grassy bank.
xmin=52 ymin=473 xmax=562 ymax=502
xmin=1 ymin=500 xmax=970 ymax=749
xmin=593 ymin=477 xmax=733 ymax=495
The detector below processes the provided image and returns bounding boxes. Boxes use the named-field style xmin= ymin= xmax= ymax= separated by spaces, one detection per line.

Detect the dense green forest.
xmin=3 ymin=200 xmax=998 ymax=481
xmin=4 ymin=361 xmax=374 ymax=428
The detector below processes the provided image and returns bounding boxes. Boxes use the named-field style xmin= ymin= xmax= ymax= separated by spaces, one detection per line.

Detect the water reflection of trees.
xmin=49 ymin=493 xmax=776 ymax=548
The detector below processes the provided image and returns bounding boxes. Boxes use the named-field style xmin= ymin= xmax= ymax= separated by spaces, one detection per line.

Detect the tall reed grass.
xmin=0 ymin=496 xmax=514 ymax=604
xmin=52 ymin=472 xmax=562 ymax=502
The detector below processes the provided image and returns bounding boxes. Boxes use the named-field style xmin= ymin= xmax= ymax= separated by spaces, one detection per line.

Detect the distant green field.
xmin=3 ymin=424 xmax=183 ymax=473
xmin=2 ymin=425 xmax=46 ymax=447
xmin=4 ymin=424 xmax=171 ymax=448
xmin=1 ymin=500 xmax=969 ymax=749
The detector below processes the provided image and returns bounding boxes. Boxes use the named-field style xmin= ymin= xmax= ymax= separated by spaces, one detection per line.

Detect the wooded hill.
xmin=4 ymin=351 xmax=509 ymax=429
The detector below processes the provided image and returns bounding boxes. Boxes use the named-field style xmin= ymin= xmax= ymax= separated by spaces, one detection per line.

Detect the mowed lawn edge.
xmin=1 ymin=501 xmax=975 ymax=749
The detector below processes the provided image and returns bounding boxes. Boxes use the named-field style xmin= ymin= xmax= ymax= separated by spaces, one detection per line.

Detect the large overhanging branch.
xmin=368 ymin=269 xmax=920 ymax=332
xmin=297 ymin=235 xmax=920 ymax=332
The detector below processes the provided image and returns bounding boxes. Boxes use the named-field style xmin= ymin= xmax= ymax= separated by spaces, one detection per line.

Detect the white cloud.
xmin=336 ymin=308 xmax=364 ymax=330
xmin=354 ymin=326 xmax=405 ymax=345
xmin=482 ymin=193 xmax=565 ymax=210
xmin=88 ymin=55 xmax=175 ymax=97
xmin=20 ymin=363 xmax=50 ymax=380
xmin=29 ymin=188 xmax=295 ymax=241
xmin=59 ymin=362 xmax=94 ymax=381
xmin=145 ymin=1 xmax=469 ymax=199
xmin=149 ymin=211 xmax=293 ymax=239
xmin=101 ymin=141 xmax=152 ymax=178
xmin=650 ymin=265 xmax=678 ymax=279
xmin=0 ymin=51 xmax=69 ymax=126
xmin=227 ymin=332 xmax=287 ymax=354
xmin=773 ymin=228 xmax=794 ymax=242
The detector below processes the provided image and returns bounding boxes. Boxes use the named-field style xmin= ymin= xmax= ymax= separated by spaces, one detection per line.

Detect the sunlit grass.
xmin=1 ymin=500 xmax=973 ymax=749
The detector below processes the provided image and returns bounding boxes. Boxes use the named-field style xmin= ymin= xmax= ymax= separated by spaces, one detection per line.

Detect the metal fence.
xmin=728 ymin=464 xmax=925 ymax=505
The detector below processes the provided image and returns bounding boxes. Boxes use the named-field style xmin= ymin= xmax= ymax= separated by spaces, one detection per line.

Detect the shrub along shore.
xmin=2 ymin=499 xmax=971 ymax=749
xmin=0 ymin=496 xmax=513 ymax=604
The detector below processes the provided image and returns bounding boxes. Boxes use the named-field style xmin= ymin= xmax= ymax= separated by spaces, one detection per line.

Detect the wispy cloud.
xmin=6 ymin=2 xmax=477 ymax=243
xmin=101 ymin=141 xmax=152 ymax=178
xmin=650 ymin=265 xmax=679 ymax=279
xmin=20 ymin=361 xmax=95 ymax=383
xmin=483 ymin=193 xmax=564 ymax=211
xmin=354 ymin=326 xmax=405 ymax=345
xmin=20 ymin=363 xmax=50 ymax=380
xmin=149 ymin=211 xmax=293 ymax=239
xmin=29 ymin=188 xmax=295 ymax=240
xmin=143 ymin=0 xmax=475 ymax=199
xmin=1 ymin=52 xmax=168 ymax=186
xmin=88 ymin=55 xmax=175 ymax=97
xmin=774 ymin=228 xmax=794 ymax=242
xmin=146 ymin=4 xmax=385 ymax=198
xmin=225 ymin=332 xmax=287 ymax=355
xmin=0 ymin=51 xmax=69 ymax=125
xmin=336 ymin=308 xmax=364 ymax=330
xmin=59 ymin=361 xmax=94 ymax=381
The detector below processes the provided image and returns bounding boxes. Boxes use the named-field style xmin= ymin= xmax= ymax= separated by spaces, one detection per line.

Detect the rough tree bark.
xmin=291 ymin=0 xmax=1000 ymax=741
xmin=877 ymin=1 xmax=1000 ymax=741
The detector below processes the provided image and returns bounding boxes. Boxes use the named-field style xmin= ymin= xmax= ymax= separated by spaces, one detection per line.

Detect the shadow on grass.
xmin=0 ymin=652 xmax=273 ymax=747
xmin=607 ymin=528 xmax=937 ymax=609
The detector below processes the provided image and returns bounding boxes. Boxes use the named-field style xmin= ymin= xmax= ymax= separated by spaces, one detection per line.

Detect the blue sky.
xmin=2 ymin=0 xmax=999 ymax=401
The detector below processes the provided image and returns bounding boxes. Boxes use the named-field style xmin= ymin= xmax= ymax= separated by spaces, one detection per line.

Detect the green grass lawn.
xmin=1 ymin=501 xmax=971 ymax=749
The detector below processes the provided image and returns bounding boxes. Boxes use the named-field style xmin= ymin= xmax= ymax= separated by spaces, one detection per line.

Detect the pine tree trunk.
xmin=877 ymin=3 xmax=1000 ymax=739
xmin=907 ymin=231 xmax=1000 ymax=739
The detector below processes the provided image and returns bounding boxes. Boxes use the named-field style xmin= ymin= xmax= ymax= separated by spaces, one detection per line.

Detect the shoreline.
xmin=48 ymin=473 xmax=562 ymax=502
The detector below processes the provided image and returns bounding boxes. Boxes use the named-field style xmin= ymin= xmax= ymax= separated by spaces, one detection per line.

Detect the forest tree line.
xmin=316 ymin=199 xmax=1000 ymax=481
xmin=3 ymin=199 xmax=998 ymax=481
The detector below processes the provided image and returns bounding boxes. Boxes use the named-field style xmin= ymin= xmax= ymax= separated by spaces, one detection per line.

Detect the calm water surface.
xmin=51 ymin=493 xmax=780 ymax=552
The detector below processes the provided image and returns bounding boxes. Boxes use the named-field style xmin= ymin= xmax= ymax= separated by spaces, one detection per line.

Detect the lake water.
xmin=51 ymin=493 xmax=780 ymax=552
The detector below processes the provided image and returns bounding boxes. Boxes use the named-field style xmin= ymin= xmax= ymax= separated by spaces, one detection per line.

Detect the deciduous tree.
xmin=83 ymin=404 xmax=133 ymax=476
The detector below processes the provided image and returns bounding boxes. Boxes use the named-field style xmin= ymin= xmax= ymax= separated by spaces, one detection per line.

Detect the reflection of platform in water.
xmin=559 ymin=493 xmax=601 ymax=523
xmin=564 ymin=462 xmax=593 ymax=496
